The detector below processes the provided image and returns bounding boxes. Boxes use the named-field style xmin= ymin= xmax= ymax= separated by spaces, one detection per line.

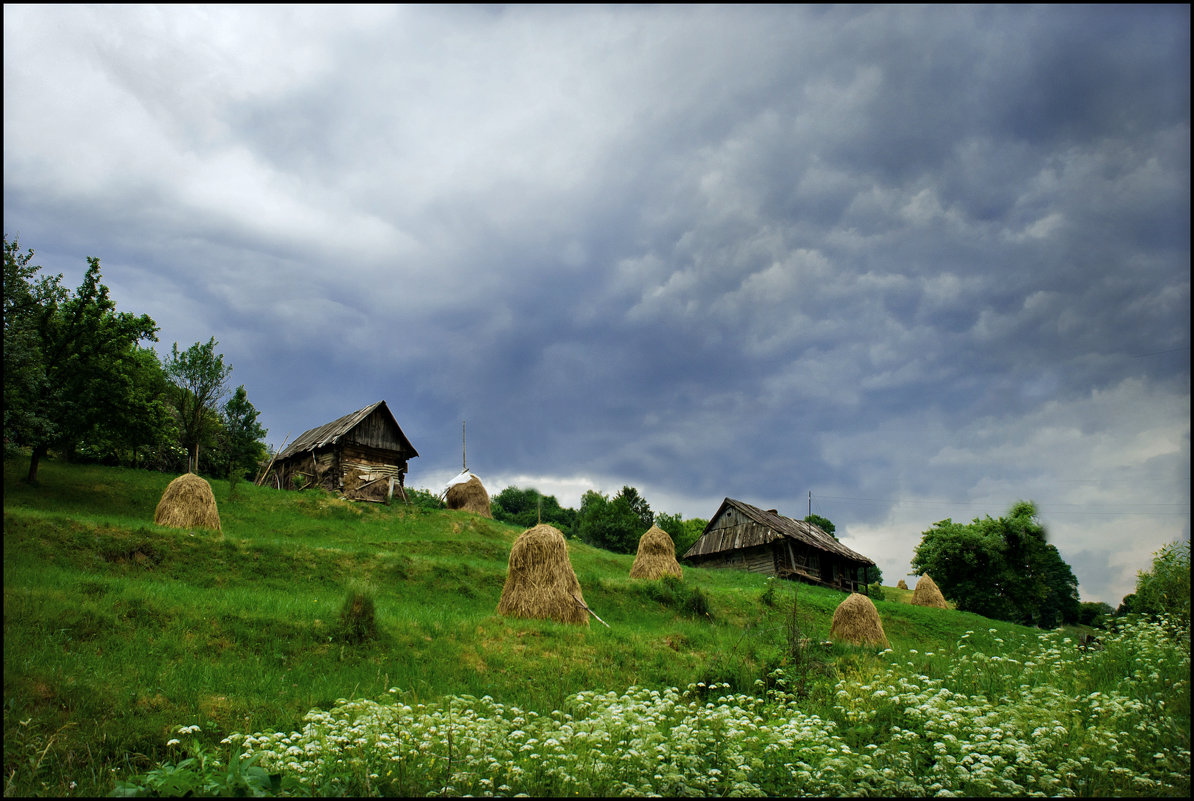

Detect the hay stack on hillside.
xmin=154 ymin=473 xmax=221 ymax=532
xmin=829 ymin=592 xmax=889 ymax=648
xmin=497 ymin=524 xmax=589 ymax=626
xmin=912 ymin=573 xmax=949 ymax=609
xmin=896 ymin=579 xmax=908 ymax=590
xmin=629 ymin=525 xmax=683 ymax=580
xmin=445 ymin=474 xmax=492 ymax=517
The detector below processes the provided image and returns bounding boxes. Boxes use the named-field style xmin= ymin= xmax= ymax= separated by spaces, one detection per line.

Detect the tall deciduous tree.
xmin=3 ymin=237 xmax=158 ymax=483
xmin=912 ymin=501 xmax=1080 ymax=628
xmin=218 ymin=384 xmax=267 ymax=482
xmin=164 ymin=337 xmax=231 ymax=474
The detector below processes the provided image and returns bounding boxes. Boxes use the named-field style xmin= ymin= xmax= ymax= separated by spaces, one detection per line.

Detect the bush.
xmin=637 ymin=574 xmax=712 ymax=620
xmin=1133 ymin=540 xmax=1190 ymax=637
xmin=336 ymin=582 xmax=378 ymax=644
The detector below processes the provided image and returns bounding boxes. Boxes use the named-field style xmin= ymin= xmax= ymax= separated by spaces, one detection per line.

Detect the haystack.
xmin=829 ymin=592 xmax=889 ymax=648
xmin=497 ymin=524 xmax=589 ymax=626
xmin=629 ymin=525 xmax=683 ymax=580
xmin=912 ymin=573 xmax=949 ymax=609
xmin=896 ymin=579 xmax=908 ymax=590
xmin=154 ymin=473 xmax=221 ymax=532
xmin=445 ymin=474 xmax=492 ymax=517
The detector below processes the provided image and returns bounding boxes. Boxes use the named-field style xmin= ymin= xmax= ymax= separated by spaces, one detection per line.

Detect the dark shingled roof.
xmin=683 ymin=497 xmax=874 ymax=565
xmin=276 ymin=400 xmax=417 ymax=460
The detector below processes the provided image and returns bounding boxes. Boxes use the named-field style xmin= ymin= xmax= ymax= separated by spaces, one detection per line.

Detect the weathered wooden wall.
xmin=343 ymin=408 xmax=415 ymax=456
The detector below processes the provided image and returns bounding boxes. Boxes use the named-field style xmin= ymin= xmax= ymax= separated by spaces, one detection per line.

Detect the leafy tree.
xmin=164 ymin=337 xmax=231 ymax=474
xmin=216 ymin=385 xmax=268 ymax=483
xmin=656 ymin=512 xmax=709 ymax=561
xmin=3 ymin=237 xmax=158 ymax=483
xmin=73 ymin=345 xmax=180 ymax=470
xmin=576 ymin=486 xmax=653 ymax=554
xmin=491 ymin=486 xmax=578 ymax=536
xmin=805 ymin=513 xmax=837 ymax=540
xmin=912 ymin=501 xmax=1080 ymax=628
xmin=1130 ymin=540 xmax=1190 ymax=634
xmin=1077 ymin=601 xmax=1115 ymax=629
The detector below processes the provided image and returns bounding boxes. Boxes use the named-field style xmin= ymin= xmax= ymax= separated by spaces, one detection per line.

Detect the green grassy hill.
xmin=4 ymin=456 xmax=1183 ymax=797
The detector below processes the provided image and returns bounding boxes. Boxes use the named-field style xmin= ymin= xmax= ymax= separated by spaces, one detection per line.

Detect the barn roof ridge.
xmin=277 ymin=400 xmax=417 ymax=460
xmin=684 ymin=496 xmax=875 ymax=566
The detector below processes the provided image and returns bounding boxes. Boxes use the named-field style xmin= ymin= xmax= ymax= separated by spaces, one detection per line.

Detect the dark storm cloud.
xmin=4 ymin=4 xmax=1188 ymax=604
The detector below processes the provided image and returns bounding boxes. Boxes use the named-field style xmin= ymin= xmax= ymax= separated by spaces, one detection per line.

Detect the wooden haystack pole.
xmin=154 ymin=473 xmax=221 ymax=532
xmin=896 ymin=579 xmax=908 ymax=590
xmin=629 ymin=525 xmax=683 ymax=580
xmin=497 ymin=524 xmax=589 ymax=626
xmin=829 ymin=592 xmax=890 ymax=648
xmin=445 ymin=474 xmax=492 ymax=518
xmin=911 ymin=573 xmax=949 ymax=609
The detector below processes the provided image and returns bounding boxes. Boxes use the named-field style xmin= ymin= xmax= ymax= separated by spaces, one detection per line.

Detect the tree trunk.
xmin=190 ymin=442 xmax=200 ymax=474
xmin=26 ymin=444 xmax=47 ymax=484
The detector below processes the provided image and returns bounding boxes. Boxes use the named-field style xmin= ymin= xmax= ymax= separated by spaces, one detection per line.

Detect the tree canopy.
xmin=1126 ymin=540 xmax=1190 ymax=635
xmin=911 ymin=500 xmax=1080 ymax=628
xmin=576 ymin=486 xmax=655 ymax=554
xmin=491 ymin=486 xmax=578 ymax=536
xmin=4 ymin=237 xmax=159 ymax=483
xmin=164 ymin=337 xmax=232 ymax=474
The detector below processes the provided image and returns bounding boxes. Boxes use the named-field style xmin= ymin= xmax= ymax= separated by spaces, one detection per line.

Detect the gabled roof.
xmin=276 ymin=400 xmax=418 ymax=460
xmin=683 ymin=497 xmax=874 ymax=565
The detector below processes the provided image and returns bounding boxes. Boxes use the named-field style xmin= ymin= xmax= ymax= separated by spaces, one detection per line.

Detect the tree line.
xmin=4 ymin=236 xmax=267 ymax=484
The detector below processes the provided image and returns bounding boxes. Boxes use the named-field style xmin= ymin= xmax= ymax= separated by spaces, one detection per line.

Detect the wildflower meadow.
xmin=120 ymin=615 xmax=1190 ymax=797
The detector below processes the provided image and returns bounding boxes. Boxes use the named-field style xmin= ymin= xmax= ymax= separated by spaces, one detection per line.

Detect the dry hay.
xmin=912 ymin=573 xmax=949 ymax=609
xmin=629 ymin=525 xmax=683 ymax=580
xmin=896 ymin=579 xmax=908 ymax=590
xmin=829 ymin=592 xmax=890 ymax=648
xmin=154 ymin=472 xmax=221 ymax=532
xmin=446 ymin=475 xmax=492 ymax=518
xmin=497 ymin=524 xmax=588 ymax=626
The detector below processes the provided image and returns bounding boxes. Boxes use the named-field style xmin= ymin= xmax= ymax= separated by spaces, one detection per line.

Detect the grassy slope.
xmin=4 ymin=456 xmax=1039 ymax=797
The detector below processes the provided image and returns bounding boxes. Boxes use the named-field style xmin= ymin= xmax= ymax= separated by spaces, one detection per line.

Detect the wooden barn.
xmin=264 ymin=401 xmax=418 ymax=502
xmin=682 ymin=497 xmax=875 ymax=592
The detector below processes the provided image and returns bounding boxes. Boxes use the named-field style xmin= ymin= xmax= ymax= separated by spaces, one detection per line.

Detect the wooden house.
xmin=265 ymin=401 xmax=418 ymax=502
xmin=682 ymin=497 xmax=875 ymax=592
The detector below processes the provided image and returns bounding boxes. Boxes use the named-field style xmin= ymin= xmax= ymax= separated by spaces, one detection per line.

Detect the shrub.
xmin=336 ymin=582 xmax=378 ymax=644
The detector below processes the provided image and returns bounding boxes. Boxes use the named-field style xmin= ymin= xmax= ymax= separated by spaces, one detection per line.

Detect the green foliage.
xmin=655 ymin=512 xmax=708 ymax=561
xmin=1131 ymin=540 xmax=1191 ymax=636
xmin=1077 ymin=601 xmax=1115 ymax=629
xmin=336 ymin=582 xmax=379 ymax=644
xmin=758 ymin=575 xmax=778 ymax=607
xmin=111 ymin=729 xmax=286 ymax=797
xmin=912 ymin=500 xmax=1080 ymax=628
xmin=163 ymin=337 xmax=232 ymax=474
xmin=213 ymin=385 xmax=268 ymax=483
xmin=635 ymin=574 xmax=712 ymax=620
xmin=864 ymin=582 xmax=886 ymax=601
xmin=576 ymin=486 xmax=653 ymax=554
xmin=3 ymin=236 xmax=159 ymax=483
xmin=404 ymin=487 xmax=446 ymax=510
xmin=491 ymin=485 xmax=577 ymax=535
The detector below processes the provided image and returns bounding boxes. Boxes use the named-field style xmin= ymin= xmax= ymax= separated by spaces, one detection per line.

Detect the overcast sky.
xmin=5 ymin=4 xmax=1189 ymax=607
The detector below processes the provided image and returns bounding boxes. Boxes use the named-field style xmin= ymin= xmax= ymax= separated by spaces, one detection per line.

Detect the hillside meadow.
xmin=3 ymin=456 xmax=1189 ymax=797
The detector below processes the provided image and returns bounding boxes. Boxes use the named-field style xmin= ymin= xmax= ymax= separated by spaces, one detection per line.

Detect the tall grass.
xmin=5 ymin=455 xmax=1189 ymax=797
